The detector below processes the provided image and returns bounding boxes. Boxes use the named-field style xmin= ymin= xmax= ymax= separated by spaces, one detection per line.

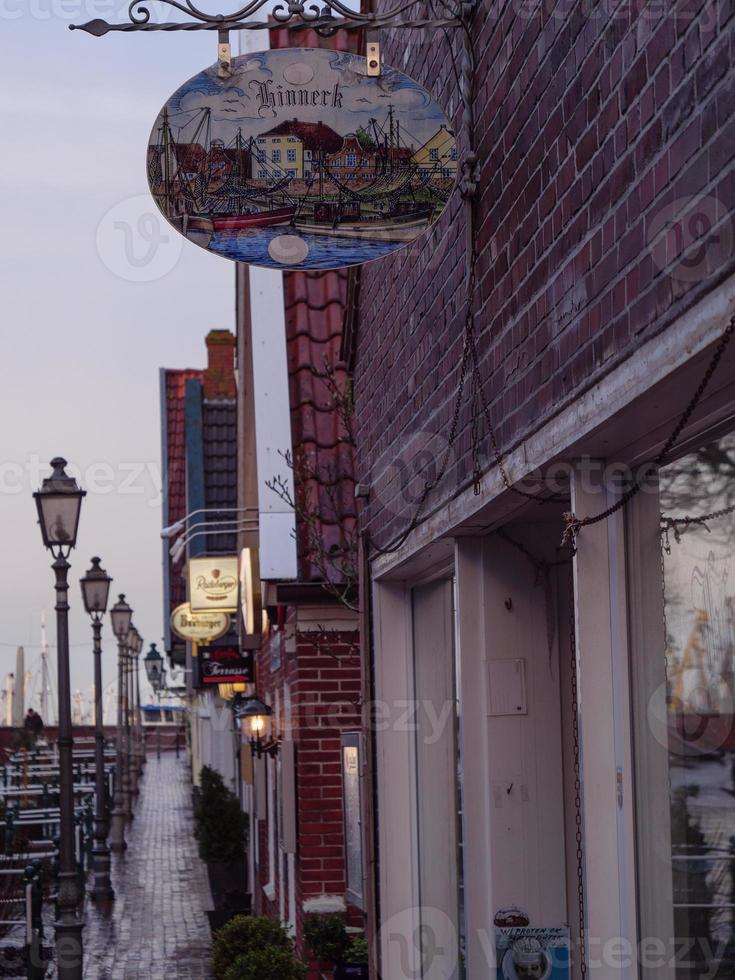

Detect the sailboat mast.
xmin=162 ymin=105 xmax=172 ymax=218
xmin=388 ymin=104 xmax=394 ymax=172
xmin=40 ymin=611 xmax=49 ymax=722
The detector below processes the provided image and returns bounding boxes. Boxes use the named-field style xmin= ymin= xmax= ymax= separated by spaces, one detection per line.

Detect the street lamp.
xmin=144 ymin=643 xmax=165 ymax=693
xmin=234 ymin=697 xmax=278 ymax=758
xmin=33 ymin=458 xmax=86 ymax=980
xmin=127 ymin=627 xmax=144 ymax=798
xmin=108 ymin=594 xmax=132 ymax=852
xmin=79 ymin=557 xmax=114 ymax=903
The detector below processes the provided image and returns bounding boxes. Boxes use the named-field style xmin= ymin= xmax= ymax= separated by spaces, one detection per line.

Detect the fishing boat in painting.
xmin=211 ymin=206 xmax=297 ymax=231
xmin=147 ymin=48 xmax=459 ymax=270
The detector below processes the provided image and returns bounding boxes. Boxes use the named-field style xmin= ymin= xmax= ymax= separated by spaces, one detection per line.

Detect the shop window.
xmin=645 ymin=430 xmax=735 ymax=979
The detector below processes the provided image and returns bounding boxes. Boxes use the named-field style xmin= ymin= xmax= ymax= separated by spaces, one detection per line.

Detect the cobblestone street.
xmin=81 ymin=755 xmax=213 ymax=980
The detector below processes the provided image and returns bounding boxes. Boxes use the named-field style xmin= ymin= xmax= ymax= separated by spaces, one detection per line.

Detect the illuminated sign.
xmin=188 ymin=556 xmax=239 ymax=613
xmin=170 ymin=603 xmax=230 ymax=642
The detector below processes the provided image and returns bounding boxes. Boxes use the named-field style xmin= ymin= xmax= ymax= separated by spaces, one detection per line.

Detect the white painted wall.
xmin=571 ymin=467 xmax=638 ymax=980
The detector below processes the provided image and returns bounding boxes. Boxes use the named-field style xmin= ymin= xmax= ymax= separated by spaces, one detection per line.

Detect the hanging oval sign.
xmin=170 ymin=603 xmax=231 ymax=643
xmin=147 ymin=48 xmax=457 ymax=271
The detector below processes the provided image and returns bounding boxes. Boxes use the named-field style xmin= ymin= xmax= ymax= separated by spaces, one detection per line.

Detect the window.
xmin=272 ymin=138 xmax=281 ymax=143
xmin=272 ymin=150 xmax=281 ymax=163
xmin=332 ymin=159 xmax=340 ymax=168
xmin=257 ymin=138 xmax=266 ymax=144
xmin=430 ymin=148 xmax=439 ymax=161
xmin=633 ymin=429 xmax=735 ymax=980
xmin=287 ymin=136 xmax=297 ymax=143
xmin=287 ymin=149 xmax=296 ymax=162
xmin=258 ymin=170 xmax=268 ymax=179
xmin=286 ymin=169 xmax=296 ymax=178
xmin=346 ymin=154 xmax=356 ymax=167
xmin=451 ymin=146 xmax=458 ymax=161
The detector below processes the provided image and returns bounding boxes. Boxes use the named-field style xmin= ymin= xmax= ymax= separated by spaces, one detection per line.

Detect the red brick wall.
xmin=354 ymin=0 xmax=735 ymax=544
xmin=253 ymin=616 xmax=363 ymax=967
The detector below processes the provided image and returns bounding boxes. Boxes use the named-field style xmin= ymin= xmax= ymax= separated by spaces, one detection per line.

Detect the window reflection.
xmin=661 ymin=432 xmax=735 ymax=979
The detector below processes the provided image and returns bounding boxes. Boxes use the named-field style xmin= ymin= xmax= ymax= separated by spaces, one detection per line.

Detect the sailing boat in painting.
xmin=147 ymin=48 xmax=458 ymax=271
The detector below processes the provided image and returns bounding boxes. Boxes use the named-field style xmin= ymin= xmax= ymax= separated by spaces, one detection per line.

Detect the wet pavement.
xmin=81 ymin=755 xmax=213 ymax=980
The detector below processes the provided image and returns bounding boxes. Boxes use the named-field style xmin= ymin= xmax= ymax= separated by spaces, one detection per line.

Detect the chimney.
xmin=203 ymin=329 xmax=236 ymax=399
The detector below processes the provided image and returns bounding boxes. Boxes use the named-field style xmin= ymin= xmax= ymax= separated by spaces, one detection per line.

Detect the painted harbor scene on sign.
xmin=147 ymin=48 xmax=458 ymax=270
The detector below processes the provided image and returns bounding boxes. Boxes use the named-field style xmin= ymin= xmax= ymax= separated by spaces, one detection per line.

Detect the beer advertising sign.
xmin=188 ymin=556 xmax=239 ymax=612
xmin=170 ymin=603 xmax=230 ymax=642
xmin=147 ymin=48 xmax=457 ymax=271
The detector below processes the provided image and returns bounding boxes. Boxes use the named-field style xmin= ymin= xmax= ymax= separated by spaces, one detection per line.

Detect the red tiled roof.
xmin=284 ymin=271 xmax=357 ymax=583
xmin=271 ymin=23 xmax=361 ymax=585
xmin=261 ymin=120 xmax=344 ymax=154
xmin=164 ymin=368 xmax=203 ymax=614
xmin=174 ymin=143 xmax=206 ymax=171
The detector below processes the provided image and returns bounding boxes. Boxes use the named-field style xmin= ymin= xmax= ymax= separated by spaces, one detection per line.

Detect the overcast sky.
xmin=0 ymin=0 xmax=237 ymax=716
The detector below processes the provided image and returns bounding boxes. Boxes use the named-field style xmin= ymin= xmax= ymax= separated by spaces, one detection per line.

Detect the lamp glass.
xmin=109 ymin=595 xmax=133 ymax=639
xmin=34 ymin=459 xmax=85 ymax=550
xmin=80 ymin=557 xmax=112 ymax=615
xmin=144 ymin=644 xmax=163 ymax=685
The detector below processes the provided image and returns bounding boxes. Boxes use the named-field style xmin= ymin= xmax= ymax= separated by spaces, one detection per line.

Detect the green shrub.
xmin=345 ymin=934 xmax=369 ymax=962
xmin=223 ymin=948 xmax=307 ymax=980
xmin=304 ymin=912 xmax=348 ymax=964
xmin=213 ymin=915 xmax=294 ymax=980
xmin=195 ymin=766 xmax=249 ymax=863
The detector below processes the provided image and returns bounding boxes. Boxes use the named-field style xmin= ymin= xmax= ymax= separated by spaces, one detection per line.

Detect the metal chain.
xmin=661 ymin=501 xmax=735 ymax=551
xmin=568 ymin=561 xmax=587 ymax=980
xmin=563 ymin=312 xmax=735 ymax=549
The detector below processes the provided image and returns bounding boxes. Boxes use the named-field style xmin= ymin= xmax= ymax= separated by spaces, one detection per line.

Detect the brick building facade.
xmin=346 ymin=3 xmax=735 ymax=979
xmin=245 ymin=265 xmax=365 ymax=974
xmin=355 ymin=0 xmax=735 ymax=545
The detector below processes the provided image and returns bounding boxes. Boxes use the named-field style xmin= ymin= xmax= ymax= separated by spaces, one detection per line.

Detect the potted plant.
xmin=194 ymin=766 xmax=249 ymax=924
xmin=213 ymin=915 xmax=300 ymax=980
xmin=304 ymin=912 xmax=349 ymax=975
xmin=222 ymin=947 xmax=307 ymax=980
xmin=335 ymin=935 xmax=369 ymax=980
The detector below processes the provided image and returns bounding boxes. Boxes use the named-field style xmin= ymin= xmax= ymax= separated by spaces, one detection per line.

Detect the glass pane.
xmin=660 ymin=431 xmax=735 ymax=980
xmin=40 ymin=495 xmax=79 ymax=544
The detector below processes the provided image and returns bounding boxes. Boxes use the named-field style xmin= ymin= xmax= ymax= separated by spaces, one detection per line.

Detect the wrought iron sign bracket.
xmin=69 ymin=0 xmax=469 ymax=38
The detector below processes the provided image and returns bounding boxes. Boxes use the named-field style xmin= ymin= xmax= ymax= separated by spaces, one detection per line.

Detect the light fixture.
xmin=169 ymin=519 xmax=258 ymax=563
xmin=109 ymin=594 xmax=133 ymax=640
xmin=144 ymin=643 xmax=165 ymax=691
xmin=234 ymin=696 xmax=278 ymax=758
xmin=79 ymin=556 xmax=115 ymax=902
xmin=33 ymin=457 xmax=86 ymax=556
xmin=80 ymin=557 xmax=112 ymax=618
xmin=160 ymin=506 xmax=258 ymax=540
xmin=33 ymin=458 xmax=86 ymax=972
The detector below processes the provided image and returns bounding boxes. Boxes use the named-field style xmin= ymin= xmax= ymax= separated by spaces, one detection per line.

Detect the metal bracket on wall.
xmin=70 ymin=0 xmax=468 ymax=37
xmin=217 ymin=28 xmax=232 ymax=78
xmin=366 ymin=37 xmax=381 ymax=77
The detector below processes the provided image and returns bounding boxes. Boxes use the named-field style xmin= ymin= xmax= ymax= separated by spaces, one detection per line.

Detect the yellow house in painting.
xmin=412 ymin=124 xmax=458 ymax=177
xmin=254 ymin=130 xmax=305 ymax=179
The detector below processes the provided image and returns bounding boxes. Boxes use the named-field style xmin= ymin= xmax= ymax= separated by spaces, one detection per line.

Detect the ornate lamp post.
xmin=108 ymin=594 xmax=132 ymax=851
xmin=33 ymin=458 xmax=86 ymax=980
xmin=127 ymin=627 xmax=144 ymax=797
xmin=79 ymin=558 xmax=114 ymax=902
xmin=144 ymin=643 xmax=165 ymax=693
